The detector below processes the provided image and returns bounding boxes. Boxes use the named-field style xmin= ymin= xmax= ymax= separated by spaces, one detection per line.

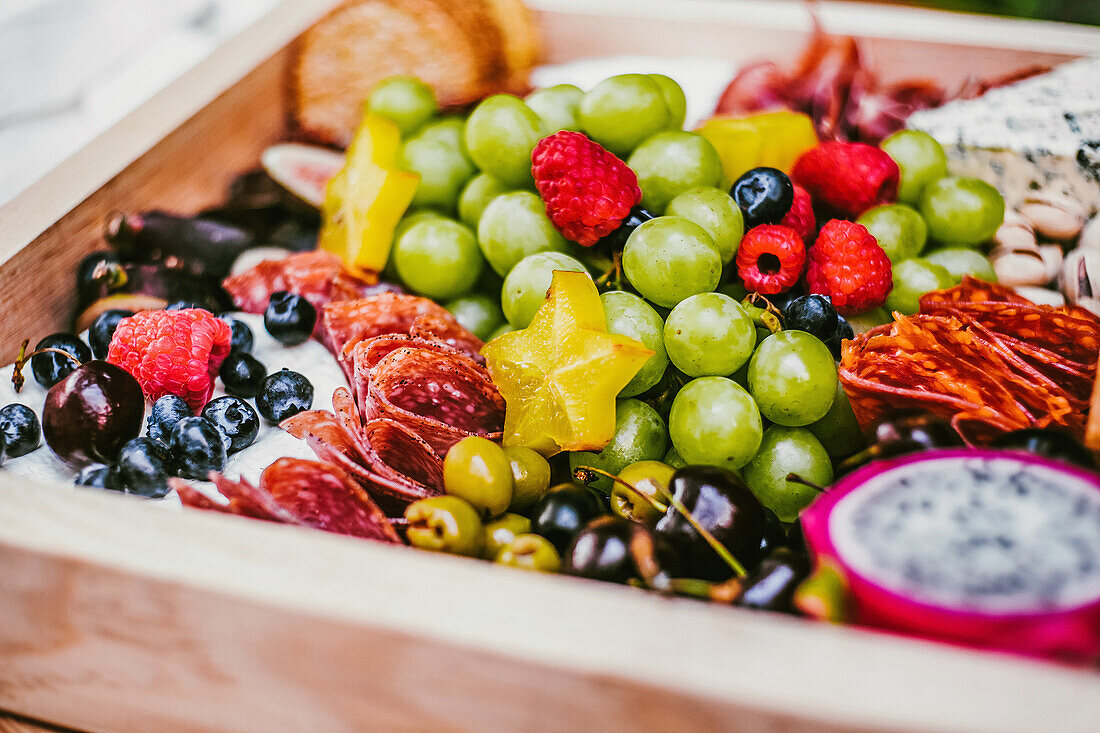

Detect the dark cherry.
xmin=654 ymin=465 xmax=770 ymax=581
xmin=529 ymin=483 xmax=606 ymax=554
xmin=838 ymin=410 xmax=964 ymax=475
xmin=42 ymin=361 xmax=143 ymax=469
xmin=734 ymin=547 xmax=810 ymax=613
xmin=991 ymin=428 xmax=1096 ymax=470
xmin=731 ymin=167 xmax=794 ymax=228
xmin=564 ymin=515 xmax=679 ymax=585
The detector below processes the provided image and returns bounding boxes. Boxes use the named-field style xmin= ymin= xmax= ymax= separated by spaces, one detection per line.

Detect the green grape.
xmin=487 ymin=323 xmax=514 ymax=340
xmin=846 ymin=307 xmax=891 ymax=333
xmin=924 ymin=247 xmax=997 ymax=284
xmin=918 ymin=176 xmax=1005 ymax=246
xmin=415 ymin=116 xmax=466 ymax=149
xmin=477 ymin=191 xmax=570 ymax=276
xmin=393 ymin=217 xmax=483 ymax=300
xmin=445 ymin=293 xmax=505 ymax=340
xmin=464 ymin=94 xmax=543 ymax=187
xmin=393 ymin=210 xmax=444 ymax=243
xmin=578 ymin=74 xmax=670 ymax=157
xmin=399 ymin=127 xmax=476 ymax=213
xmin=627 ymin=131 xmax=723 ymax=213
xmin=742 ymin=426 xmax=833 ymax=523
xmin=857 ymin=203 xmax=927 ymax=264
xmin=569 ymin=399 xmax=668 ymax=492
xmin=668 ymin=376 xmax=762 ymax=471
xmin=666 ymin=187 xmax=744 ymax=264
xmin=601 ymin=291 xmax=668 ymax=397
xmin=458 ymin=173 xmax=510 ymax=228
xmin=526 ymin=83 xmax=583 ymax=133
xmin=622 ymin=216 xmax=722 ymax=308
xmin=649 ymin=74 xmax=687 ymax=130
xmin=501 ymin=252 xmax=588 ymax=328
xmin=885 ymin=258 xmax=955 ymax=315
xmin=663 ymin=293 xmax=755 ymax=377
xmin=664 ymin=445 xmax=687 ymax=469
xmin=880 ymin=129 xmax=948 ymax=205
xmin=748 ymin=331 xmax=837 ymax=427
xmin=367 ymin=76 xmax=437 ymax=136
xmin=716 ymin=280 xmax=748 ymax=301
xmin=808 ymin=381 xmax=865 ymax=458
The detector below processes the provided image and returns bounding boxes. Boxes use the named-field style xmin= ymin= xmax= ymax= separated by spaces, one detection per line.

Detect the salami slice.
xmin=354 ymin=339 xmax=505 ymax=455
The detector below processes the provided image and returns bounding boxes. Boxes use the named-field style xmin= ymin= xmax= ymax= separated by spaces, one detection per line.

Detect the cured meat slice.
xmin=174 ymin=457 xmax=400 ymax=543
xmin=222 ymin=251 xmax=377 ymax=337
xmin=354 ymin=339 xmax=505 ymax=455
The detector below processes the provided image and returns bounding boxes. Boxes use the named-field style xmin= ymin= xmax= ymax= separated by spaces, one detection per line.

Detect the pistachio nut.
xmin=992 ymin=210 xmax=1037 ymax=251
xmin=1039 ymin=244 xmax=1064 ymax=282
xmin=1013 ymin=286 xmax=1065 ymax=308
xmin=1080 ymin=216 xmax=1100 ymax=251
xmin=1018 ymin=192 xmax=1087 ymax=242
xmin=990 ymin=245 xmax=1049 ymax=287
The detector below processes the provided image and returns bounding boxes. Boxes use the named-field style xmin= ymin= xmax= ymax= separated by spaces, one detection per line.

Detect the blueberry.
xmin=219 ymin=352 xmax=267 ymax=397
xmin=731 ymin=167 xmax=794 ymax=228
xmin=31 ymin=333 xmax=91 ymax=388
xmin=784 ymin=294 xmax=839 ymax=343
xmin=114 ymin=437 xmax=171 ymax=497
xmin=0 ymin=403 xmax=40 ymax=459
xmin=147 ymin=395 xmax=193 ymax=445
xmin=166 ymin=300 xmax=208 ymax=311
xmin=76 ymin=463 xmax=120 ymax=491
xmin=169 ymin=416 xmax=227 ymax=480
xmin=822 ymin=314 xmax=854 ymax=360
xmin=256 ymin=369 xmax=314 ymax=423
xmin=88 ymin=309 xmax=134 ymax=359
xmin=202 ymin=396 xmax=259 ymax=454
xmin=599 ymin=206 xmax=656 ymax=251
xmin=264 ymin=291 xmax=316 ymax=346
xmin=220 ymin=315 xmax=254 ymax=354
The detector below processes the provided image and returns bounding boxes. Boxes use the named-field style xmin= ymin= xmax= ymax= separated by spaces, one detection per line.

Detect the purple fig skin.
xmin=43 ymin=361 xmax=144 ymax=469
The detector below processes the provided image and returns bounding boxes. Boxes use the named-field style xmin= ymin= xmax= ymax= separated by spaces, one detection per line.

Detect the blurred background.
xmin=0 ymin=0 xmax=1096 ymax=206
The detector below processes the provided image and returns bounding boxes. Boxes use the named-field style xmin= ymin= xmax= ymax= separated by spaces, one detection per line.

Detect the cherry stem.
xmin=11 ymin=342 xmax=82 ymax=393
xmin=574 ymin=464 xmax=748 ymax=579
xmin=785 ymin=472 xmax=827 ymax=493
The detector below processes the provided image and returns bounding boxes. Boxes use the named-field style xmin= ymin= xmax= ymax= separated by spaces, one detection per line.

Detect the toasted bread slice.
xmin=291 ymin=0 xmax=507 ymax=146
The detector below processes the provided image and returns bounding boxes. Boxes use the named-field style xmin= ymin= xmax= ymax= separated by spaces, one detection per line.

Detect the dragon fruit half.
xmin=800 ymin=449 xmax=1100 ymax=664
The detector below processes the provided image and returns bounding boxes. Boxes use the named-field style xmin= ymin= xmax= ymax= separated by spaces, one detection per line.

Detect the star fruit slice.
xmin=318 ymin=113 xmax=419 ymax=273
xmin=482 ymin=270 xmax=654 ymax=456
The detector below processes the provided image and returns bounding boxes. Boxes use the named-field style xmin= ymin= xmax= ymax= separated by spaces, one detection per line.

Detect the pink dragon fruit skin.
xmin=800 ymin=449 xmax=1100 ymax=664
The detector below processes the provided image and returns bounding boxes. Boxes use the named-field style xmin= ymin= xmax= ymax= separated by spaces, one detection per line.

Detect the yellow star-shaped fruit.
xmin=482 ymin=270 xmax=654 ymax=456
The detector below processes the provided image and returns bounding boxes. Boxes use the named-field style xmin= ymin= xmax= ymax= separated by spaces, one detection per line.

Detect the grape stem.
xmin=10 ymin=341 xmax=83 ymax=393
xmin=573 ymin=464 xmax=748 ymax=578
xmin=746 ymin=293 xmax=785 ymax=334
xmin=785 ymin=472 xmax=827 ymax=493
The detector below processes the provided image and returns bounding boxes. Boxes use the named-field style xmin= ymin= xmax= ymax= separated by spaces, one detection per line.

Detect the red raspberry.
xmin=791 ymin=142 xmax=899 ymax=218
xmin=806 ymin=220 xmax=893 ymax=315
xmin=781 ymin=185 xmax=816 ymax=240
xmin=107 ymin=309 xmax=232 ymax=411
xmin=736 ymin=225 xmax=806 ymax=295
xmin=531 ymin=131 xmax=642 ymax=247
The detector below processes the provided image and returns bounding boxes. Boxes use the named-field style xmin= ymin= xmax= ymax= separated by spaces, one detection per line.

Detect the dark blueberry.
xmin=166 ymin=300 xmax=209 ymax=311
xmin=169 ymin=416 xmax=227 ymax=480
xmin=598 ymin=206 xmax=657 ymax=251
xmin=825 ymin=314 xmax=854 ymax=360
xmin=256 ymin=369 xmax=314 ymax=423
xmin=31 ymin=333 xmax=91 ymax=388
xmin=219 ymin=351 xmax=268 ymax=398
xmin=731 ymin=167 xmax=794 ymax=228
xmin=529 ymin=484 xmax=605 ymax=554
xmin=264 ymin=291 xmax=317 ymax=346
xmin=784 ymin=294 xmax=839 ymax=342
xmin=0 ymin=403 xmax=40 ymax=459
xmin=202 ymin=396 xmax=259 ymax=454
xmin=76 ymin=463 xmax=120 ymax=491
xmin=991 ymin=428 xmax=1095 ymax=470
xmin=114 ymin=437 xmax=171 ymax=498
xmin=88 ymin=309 xmax=134 ymax=359
xmin=220 ymin=315 xmax=254 ymax=354
xmin=147 ymin=395 xmax=193 ymax=445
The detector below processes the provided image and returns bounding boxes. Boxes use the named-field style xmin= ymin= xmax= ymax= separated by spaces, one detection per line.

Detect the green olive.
xmin=612 ymin=460 xmax=674 ymax=523
xmin=443 ymin=436 xmax=514 ymax=518
xmin=504 ymin=445 xmax=551 ymax=511
xmin=482 ymin=512 xmax=532 ymax=560
xmin=495 ymin=534 xmax=562 ymax=572
xmin=405 ymin=496 xmax=484 ymax=556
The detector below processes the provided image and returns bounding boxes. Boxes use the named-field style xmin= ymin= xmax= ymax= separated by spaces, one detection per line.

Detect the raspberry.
xmin=805 ymin=220 xmax=893 ymax=316
xmin=107 ymin=309 xmax=233 ymax=411
xmin=531 ymin=131 xmax=642 ymax=247
xmin=781 ymin=185 xmax=816 ymax=240
xmin=791 ymin=142 xmax=899 ymax=218
xmin=736 ymin=225 xmax=806 ymax=295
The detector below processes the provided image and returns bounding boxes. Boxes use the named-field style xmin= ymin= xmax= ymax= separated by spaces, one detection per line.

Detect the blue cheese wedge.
xmin=907 ymin=57 xmax=1100 ymax=214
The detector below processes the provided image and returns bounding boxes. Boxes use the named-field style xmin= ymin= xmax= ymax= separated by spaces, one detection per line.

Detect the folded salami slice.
xmin=353 ymin=337 xmax=505 ymax=455
xmin=222 ymin=251 xmax=377 ymax=337
xmin=174 ymin=457 xmax=400 ymax=543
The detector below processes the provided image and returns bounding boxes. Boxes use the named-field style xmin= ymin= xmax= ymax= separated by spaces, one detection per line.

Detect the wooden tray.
xmin=1 ymin=1 xmax=1099 ymax=731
